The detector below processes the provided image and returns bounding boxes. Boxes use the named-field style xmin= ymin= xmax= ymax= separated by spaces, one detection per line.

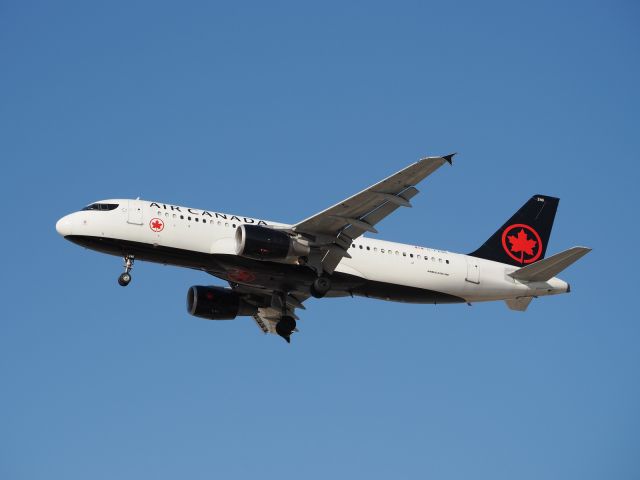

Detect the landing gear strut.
xmin=310 ymin=275 xmax=331 ymax=298
xmin=118 ymin=255 xmax=134 ymax=287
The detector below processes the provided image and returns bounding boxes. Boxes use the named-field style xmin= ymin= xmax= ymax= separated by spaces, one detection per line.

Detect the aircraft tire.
xmin=310 ymin=276 xmax=331 ymax=298
xmin=276 ymin=315 xmax=296 ymax=342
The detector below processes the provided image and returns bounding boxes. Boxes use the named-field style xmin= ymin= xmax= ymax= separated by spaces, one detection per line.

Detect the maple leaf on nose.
xmin=151 ymin=220 xmax=162 ymax=230
xmin=508 ymin=229 xmax=537 ymax=256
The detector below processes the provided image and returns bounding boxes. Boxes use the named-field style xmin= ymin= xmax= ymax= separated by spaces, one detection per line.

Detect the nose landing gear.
xmin=118 ymin=255 xmax=134 ymax=286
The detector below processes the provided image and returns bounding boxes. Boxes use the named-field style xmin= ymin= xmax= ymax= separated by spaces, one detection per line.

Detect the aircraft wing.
xmin=293 ymin=154 xmax=454 ymax=274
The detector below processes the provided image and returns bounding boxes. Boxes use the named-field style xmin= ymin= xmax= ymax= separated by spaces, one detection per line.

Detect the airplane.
xmin=55 ymin=155 xmax=590 ymax=342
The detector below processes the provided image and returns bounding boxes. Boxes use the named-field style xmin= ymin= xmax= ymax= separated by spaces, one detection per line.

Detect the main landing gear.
xmin=310 ymin=275 xmax=331 ymax=298
xmin=275 ymin=274 xmax=332 ymax=342
xmin=275 ymin=291 xmax=297 ymax=343
xmin=118 ymin=255 xmax=134 ymax=287
xmin=276 ymin=315 xmax=296 ymax=344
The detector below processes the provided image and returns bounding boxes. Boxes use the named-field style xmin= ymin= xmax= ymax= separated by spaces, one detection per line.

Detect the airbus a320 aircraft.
xmin=56 ymin=155 xmax=590 ymax=342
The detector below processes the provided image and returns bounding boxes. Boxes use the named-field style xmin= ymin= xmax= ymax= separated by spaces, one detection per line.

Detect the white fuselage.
xmin=56 ymin=199 xmax=569 ymax=304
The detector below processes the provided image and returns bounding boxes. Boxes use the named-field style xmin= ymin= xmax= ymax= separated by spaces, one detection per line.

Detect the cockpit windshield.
xmin=82 ymin=203 xmax=119 ymax=211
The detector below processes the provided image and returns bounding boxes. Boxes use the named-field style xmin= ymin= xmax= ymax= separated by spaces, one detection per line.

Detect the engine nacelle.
xmin=186 ymin=286 xmax=257 ymax=320
xmin=235 ymin=224 xmax=309 ymax=261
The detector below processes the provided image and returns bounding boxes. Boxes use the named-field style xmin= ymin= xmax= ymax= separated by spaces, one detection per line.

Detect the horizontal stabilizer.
xmin=508 ymin=246 xmax=591 ymax=282
xmin=505 ymin=297 xmax=534 ymax=311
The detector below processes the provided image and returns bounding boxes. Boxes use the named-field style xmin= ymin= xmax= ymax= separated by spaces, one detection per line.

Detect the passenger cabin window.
xmin=82 ymin=203 xmax=119 ymax=211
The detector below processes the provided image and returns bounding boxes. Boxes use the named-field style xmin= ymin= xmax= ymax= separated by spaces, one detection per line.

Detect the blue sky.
xmin=1 ymin=1 xmax=639 ymax=478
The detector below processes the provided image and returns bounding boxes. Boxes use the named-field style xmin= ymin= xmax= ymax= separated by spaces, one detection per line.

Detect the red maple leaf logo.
xmin=507 ymin=228 xmax=537 ymax=263
xmin=228 ymin=269 xmax=256 ymax=283
xmin=150 ymin=218 xmax=164 ymax=232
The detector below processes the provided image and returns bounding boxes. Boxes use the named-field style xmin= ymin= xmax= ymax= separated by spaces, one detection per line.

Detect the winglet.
xmin=442 ymin=153 xmax=456 ymax=165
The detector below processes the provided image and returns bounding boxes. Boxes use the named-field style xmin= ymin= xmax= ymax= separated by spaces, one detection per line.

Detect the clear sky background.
xmin=1 ymin=1 xmax=638 ymax=479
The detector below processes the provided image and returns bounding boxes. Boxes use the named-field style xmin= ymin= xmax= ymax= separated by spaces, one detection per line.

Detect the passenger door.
xmin=127 ymin=199 xmax=144 ymax=225
xmin=465 ymin=258 xmax=480 ymax=284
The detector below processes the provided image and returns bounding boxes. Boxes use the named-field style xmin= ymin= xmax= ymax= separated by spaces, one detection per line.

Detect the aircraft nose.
xmin=56 ymin=215 xmax=73 ymax=237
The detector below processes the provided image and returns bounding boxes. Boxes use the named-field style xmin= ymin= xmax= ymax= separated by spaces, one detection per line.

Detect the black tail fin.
xmin=469 ymin=195 xmax=559 ymax=267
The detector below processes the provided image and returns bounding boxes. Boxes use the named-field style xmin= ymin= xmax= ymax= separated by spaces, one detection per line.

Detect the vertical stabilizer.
xmin=470 ymin=195 xmax=559 ymax=267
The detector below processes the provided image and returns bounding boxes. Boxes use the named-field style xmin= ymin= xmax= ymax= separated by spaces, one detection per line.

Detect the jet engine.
xmin=187 ymin=286 xmax=257 ymax=320
xmin=235 ymin=224 xmax=309 ymax=261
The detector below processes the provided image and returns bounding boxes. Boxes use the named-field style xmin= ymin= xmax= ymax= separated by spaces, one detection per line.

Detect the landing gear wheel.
xmin=276 ymin=315 xmax=296 ymax=343
xmin=118 ymin=255 xmax=135 ymax=287
xmin=310 ymin=276 xmax=331 ymax=298
xmin=118 ymin=272 xmax=131 ymax=286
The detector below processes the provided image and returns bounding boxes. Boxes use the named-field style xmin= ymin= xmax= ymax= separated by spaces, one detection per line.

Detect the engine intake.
xmin=235 ymin=224 xmax=309 ymax=261
xmin=187 ymin=286 xmax=257 ymax=320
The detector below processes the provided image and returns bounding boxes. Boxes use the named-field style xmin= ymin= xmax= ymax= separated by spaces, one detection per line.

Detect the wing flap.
xmin=294 ymin=156 xmax=451 ymax=236
xmin=293 ymin=156 xmax=452 ymax=273
xmin=252 ymin=313 xmax=272 ymax=334
xmin=342 ymin=187 xmax=420 ymax=240
xmin=320 ymin=187 xmax=421 ymax=274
